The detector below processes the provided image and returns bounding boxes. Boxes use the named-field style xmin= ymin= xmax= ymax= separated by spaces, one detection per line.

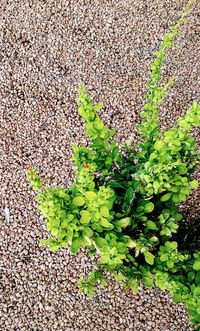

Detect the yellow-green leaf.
xmin=144 ymin=251 xmax=155 ymax=265
xmin=51 ymin=228 xmax=59 ymax=237
xmin=100 ymin=218 xmax=114 ymax=229
xmin=73 ymin=196 xmax=85 ymax=206
xmin=190 ymin=179 xmax=199 ymax=190
xmin=160 ymin=193 xmax=172 ymax=202
xmin=85 ymin=191 xmax=97 ymax=201
xmin=100 ymin=206 xmax=109 ymax=218
xmin=118 ymin=217 xmax=131 ymax=228
xmin=80 ymin=210 xmax=92 ymax=224
xmin=154 ymin=140 xmax=164 ymax=151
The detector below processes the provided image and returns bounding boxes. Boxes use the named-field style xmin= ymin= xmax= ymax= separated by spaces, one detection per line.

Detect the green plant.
xmin=27 ymin=1 xmax=200 ymax=329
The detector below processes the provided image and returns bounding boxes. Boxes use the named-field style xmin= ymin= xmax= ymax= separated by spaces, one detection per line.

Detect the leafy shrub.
xmin=27 ymin=1 xmax=200 ymax=329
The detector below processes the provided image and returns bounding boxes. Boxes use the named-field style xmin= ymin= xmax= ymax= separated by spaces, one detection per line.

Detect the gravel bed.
xmin=0 ymin=0 xmax=199 ymax=330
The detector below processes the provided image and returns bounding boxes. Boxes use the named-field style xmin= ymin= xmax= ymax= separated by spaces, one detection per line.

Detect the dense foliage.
xmin=27 ymin=1 xmax=200 ymax=329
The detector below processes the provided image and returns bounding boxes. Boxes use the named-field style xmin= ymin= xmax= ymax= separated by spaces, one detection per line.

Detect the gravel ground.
xmin=0 ymin=0 xmax=199 ymax=330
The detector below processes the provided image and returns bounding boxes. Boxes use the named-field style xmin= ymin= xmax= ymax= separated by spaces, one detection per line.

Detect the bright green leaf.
xmin=144 ymin=251 xmax=155 ymax=265
xmin=160 ymin=193 xmax=172 ymax=202
xmin=83 ymin=227 xmax=93 ymax=237
xmin=146 ymin=220 xmax=157 ymax=230
xmin=71 ymin=237 xmax=82 ymax=253
xmin=160 ymin=254 xmax=169 ymax=262
xmin=193 ymin=261 xmax=200 ymax=271
xmin=143 ymin=277 xmax=154 ymax=288
xmin=166 ymin=260 xmax=174 ymax=269
xmin=190 ymin=180 xmax=199 ymax=190
xmin=144 ymin=202 xmax=154 ymax=213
